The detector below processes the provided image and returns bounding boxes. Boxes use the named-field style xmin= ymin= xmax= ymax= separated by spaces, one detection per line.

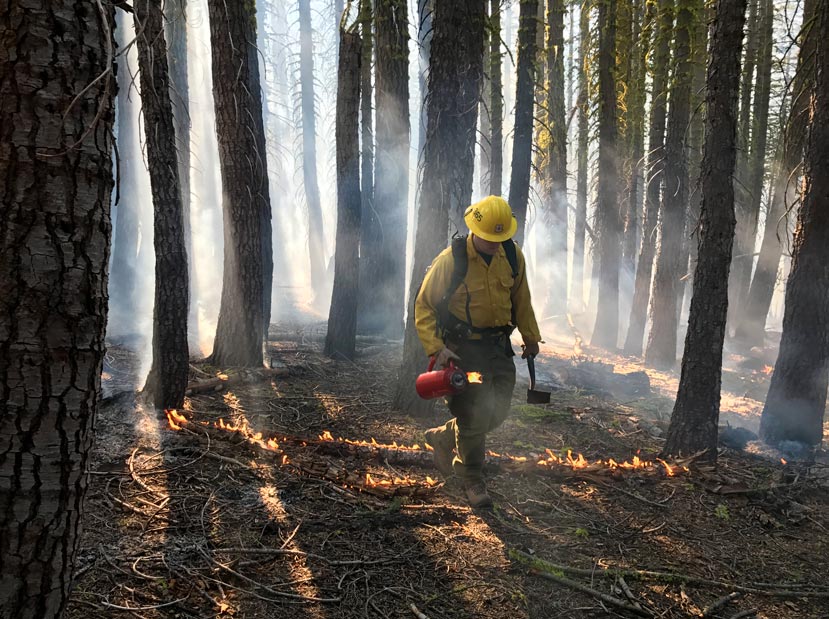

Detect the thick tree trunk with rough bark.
xmin=135 ymin=0 xmax=190 ymax=409
xmin=208 ymin=0 xmax=271 ymax=366
xmin=645 ymin=0 xmax=700 ymax=369
xmin=326 ymin=29 xmax=362 ymax=360
xmin=394 ymin=0 xmax=485 ymax=414
xmin=736 ymin=0 xmax=816 ymax=346
xmin=591 ymin=0 xmax=622 ymax=349
xmin=299 ymin=0 xmax=327 ymax=298
xmin=731 ymin=0 xmax=773 ymax=310
xmin=0 ymin=3 xmax=115 ymax=616
xmin=357 ymin=0 xmax=375 ymax=303
xmin=663 ymin=0 xmax=746 ymax=459
xmin=541 ymin=0 xmax=569 ymax=316
xmin=570 ymin=0 xmax=591 ymax=310
xmin=508 ymin=0 xmax=540 ymax=244
xmin=760 ymin=3 xmax=829 ymax=448
xmin=417 ymin=0 xmax=433 ymax=161
xmin=368 ymin=0 xmax=410 ymax=337
xmin=489 ymin=0 xmax=504 ymax=196
xmin=623 ymin=0 xmax=673 ymax=355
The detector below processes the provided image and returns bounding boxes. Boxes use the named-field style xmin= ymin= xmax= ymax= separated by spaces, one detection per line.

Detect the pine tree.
xmin=0 ymin=2 xmax=115 ymax=614
xmin=326 ymin=26 xmax=363 ymax=360
xmin=760 ymin=1 xmax=829 ymax=448
xmin=394 ymin=0 xmax=486 ymax=414
xmin=663 ymin=0 xmax=747 ymax=458
xmin=134 ymin=0 xmax=190 ymax=409
xmin=591 ymin=0 xmax=622 ymax=349
xmin=489 ymin=0 xmax=504 ymax=195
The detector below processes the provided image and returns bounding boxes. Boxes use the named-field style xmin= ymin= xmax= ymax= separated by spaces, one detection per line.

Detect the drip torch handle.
xmin=527 ymin=355 xmax=537 ymax=390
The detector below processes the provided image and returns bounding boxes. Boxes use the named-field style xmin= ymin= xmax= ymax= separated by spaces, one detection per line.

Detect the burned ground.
xmin=69 ymin=325 xmax=829 ymax=618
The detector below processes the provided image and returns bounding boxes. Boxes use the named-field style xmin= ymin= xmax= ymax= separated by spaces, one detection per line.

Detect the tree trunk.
xmin=736 ymin=0 xmax=816 ymax=346
xmin=370 ymin=0 xmax=410 ymax=337
xmin=164 ymin=0 xmax=198 ymax=353
xmin=623 ymin=0 xmax=673 ymax=355
xmin=480 ymin=15 xmax=492 ymax=197
xmin=110 ymin=10 xmax=142 ymax=336
xmin=393 ymin=0 xmax=485 ymax=415
xmin=417 ymin=0 xmax=433 ymax=162
xmin=134 ymin=0 xmax=190 ymax=409
xmin=325 ymin=29 xmax=362 ymax=361
xmin=541 ymin=0 xmax=569 ymax=316
xmin=570 ymin=0 xmax=591 ymax=310
xmin=731 ymin=0 xmax=774 ymax=311
xmin=489 ymin=0 xmax=504 ymax=196
xmin=0 ymin=2 xmax=115 ymax=616
xmin=760 ymin=2 xmax=829 ymax=448
xmin=590 ymin=0 xmax=621 ymax=349
xmin=508 ymin=0 xmax=541 ymax=244
xmin=208 ymin=0 xmax=271 ymax=367
xmin=299 ymin=0 xmax=327 ymax=298
xmin=645 ymin=0 xmax=700 ymax=369
xmin=663 ymin=0 xmax=746 ymax=459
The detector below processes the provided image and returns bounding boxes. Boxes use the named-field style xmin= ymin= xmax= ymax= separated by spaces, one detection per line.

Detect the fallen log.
xmin=561 ymin=360 xmax=651 ymax=397
xmin=185 ymin=367 xmax=290 ymax=395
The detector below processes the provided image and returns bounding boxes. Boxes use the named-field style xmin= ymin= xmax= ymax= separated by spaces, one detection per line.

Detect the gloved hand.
xmin=521 ymin=341 xmax=540 ymax=359
xmin=433 ymin=346 xmax=461 ymax=368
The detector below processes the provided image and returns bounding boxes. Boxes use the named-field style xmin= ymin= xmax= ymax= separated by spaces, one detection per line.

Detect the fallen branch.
xmin=702 ymin=592 xmax=742 ymax=617
xmin=509 ymin=550 xmax=829 ymax=599
xmin=185 ymin=368 xmax=289 ymax=395
xmin=409 ymin=603 xmax=429 ymax=619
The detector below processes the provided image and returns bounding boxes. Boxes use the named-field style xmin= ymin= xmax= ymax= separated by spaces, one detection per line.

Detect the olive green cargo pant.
xmin=432 ymin=337 xmax=516 ymax=484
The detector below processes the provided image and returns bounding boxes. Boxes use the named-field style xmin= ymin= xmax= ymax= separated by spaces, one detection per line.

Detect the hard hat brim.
xmin=464 ymin=210 xmax=518 ymax=242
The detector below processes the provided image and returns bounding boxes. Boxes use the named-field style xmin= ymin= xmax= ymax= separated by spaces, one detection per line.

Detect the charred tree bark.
xmin=731 ymin=0 xmax=773 ymax=310
xmin=489 ymin=0 xmax=504 ymax=196
xmin=164 ymin=0 xmax=197 ymax=352
xmin=541 ymin=0 xmax=569 ymax=316
xmin=760 ymin=2 xmax=829 ymax=448
xmin=0 ymin=2 xmax=115 ymax=616
xmin=736 ymin=0 xmax=816 ymax=346
xmin=645 ymin=0 xmax=700 ymax=369
xmin=208 ymin=0 xmax=272 ymax=366
xmin=299 ymin=0 xmax=327 ymax=298
xmin=368 ymin=0 xmax=410 ymax=337
xmin=623 ymin=0 xmax=673 ymax=355
xmin=663 ymin=0 xmax=746 ymax=459
xmin=394 ymin=0 xmax=485 ymax=414
xmin=325 ymin=29 xmax=362 ymax=361
xmin=480 ymin=17 xmax=492 ymax=197
xmin=508 ymin=0 xmax=541 ymax=244
xmin=416 ymin=0 xmax=433 ymax=161
xmin=570 ymin=0 xmax=591 ymax=310
xmin=358 ymin=0 xmax=375 ymax=288
xmin=135 ymin=0 xmax=190 ymax=409
xmin=590 ymin=0 xmax=622 ymax=349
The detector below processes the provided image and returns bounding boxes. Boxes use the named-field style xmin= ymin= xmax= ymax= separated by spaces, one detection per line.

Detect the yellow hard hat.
xmin=464 ymin=195 xmax=518 ymax=242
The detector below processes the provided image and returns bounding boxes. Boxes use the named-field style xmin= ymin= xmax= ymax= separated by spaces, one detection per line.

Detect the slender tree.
xmin=570 ymin=0 xmax=591 ymax=310
xmin=663 ymin=0 xmax=747 ymax=458
xmin=760 ymin=1 xmax=829 ymax=448
xmin=732 ymin=0 xmax=774 ymax=309
xmin=326 ymin=27 xmax=363 ymax=360
xmin=645 ymin=0 xmax=701 ymax=368
xmin=358 ymin=0 xmax=375 ymax=287
xmin=737 ymin=0 xmax=817 ymax=346
xmin=0 ymin=2 xmax=115 ymax=615
xmin=480 ymin=15 xmax=492 ymax=197
xmin=489 ymin=0 xmax=504 ymax=195
xmin=369 ymin=0 xmax=411 ymax=336
xmin=299 ymin=0 xmax=327 ymax=297
xmin=208 ymin=0 xmax=272 ymax=366
xmin=623 ymin=0 xmax=673 ymax=355
xmin=541 ymin=0 xmax=569 ymax=315
xmin=134 ymin=0 xmax=190 ymax=408
xmin=508 ymin=0 xmax=541 ymax=243
xmin=394 ymin=0 xmax=486 ymax=414
xmin=591 ymin=0 xmax=622 ymax=349
xmin=417 ymin=0 xmax=433 ymax=160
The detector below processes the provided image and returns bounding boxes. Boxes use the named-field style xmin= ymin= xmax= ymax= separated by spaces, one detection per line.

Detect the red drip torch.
xmin=416 ymin=358 xmax=468 ymax=400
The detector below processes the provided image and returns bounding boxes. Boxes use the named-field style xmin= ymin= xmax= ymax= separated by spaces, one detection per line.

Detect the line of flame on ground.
xmin=166 ymin=410 xmax=688 ymax=478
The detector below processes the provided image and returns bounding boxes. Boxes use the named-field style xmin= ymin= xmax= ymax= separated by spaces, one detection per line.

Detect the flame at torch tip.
xmin=467 ymin=372 xmax=483 ymax=384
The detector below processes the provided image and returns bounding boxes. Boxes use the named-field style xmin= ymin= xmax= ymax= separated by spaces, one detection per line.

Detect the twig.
xmin=409 ymin=603 xmax=429 ymax=619
xmin=728 ymin=610 xmax=758 ymax=619
xmin=617 ymin=576 xmax=645 ymax=612
xmin=702 ymin=592 xmax=742 ymax=617
xmin=99 ymin=597 xmax=188 ymax=611
xmin=209 ymin=546 xmax=393 ymax=566
xmin=509 ymin=549 xmax=829 ymax=598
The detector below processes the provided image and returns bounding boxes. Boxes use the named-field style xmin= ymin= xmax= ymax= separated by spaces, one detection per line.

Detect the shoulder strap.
xmin=436 ymin=235 xmax=469 ymax=326
xmin=502 ymin=240 xmax=519 ymax=278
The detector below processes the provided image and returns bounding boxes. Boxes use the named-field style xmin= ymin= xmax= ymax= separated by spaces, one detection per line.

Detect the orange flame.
xmin=165 ymin=409 xmax=188 ymax=431
xmin=467 ymin=372 xmax=483 ymax=384
xmin=781 ymin=458 xmax=787 ymax=465
xmin=762 ymin=365 xmax=773 ymax=375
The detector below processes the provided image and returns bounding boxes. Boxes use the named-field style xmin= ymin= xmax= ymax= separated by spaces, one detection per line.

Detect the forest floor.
xmin=70 ymin=322 xmax=829 ymax=619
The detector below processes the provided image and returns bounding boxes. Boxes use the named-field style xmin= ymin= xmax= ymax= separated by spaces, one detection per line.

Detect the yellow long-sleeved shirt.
xmin=414 ymin=236 xmax=542 ymax=356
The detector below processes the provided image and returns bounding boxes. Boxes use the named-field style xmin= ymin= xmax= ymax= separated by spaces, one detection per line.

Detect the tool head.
xmin=526 ymin=355 xmax=551 ymax=403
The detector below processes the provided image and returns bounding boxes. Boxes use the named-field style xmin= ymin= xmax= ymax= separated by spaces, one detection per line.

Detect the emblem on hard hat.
xmin=494 ymin=223 xmax=504 ymax=233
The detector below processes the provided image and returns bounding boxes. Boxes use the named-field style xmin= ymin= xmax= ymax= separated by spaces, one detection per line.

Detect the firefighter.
xmin=415 ymin=195 xmax=541 ymax=508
